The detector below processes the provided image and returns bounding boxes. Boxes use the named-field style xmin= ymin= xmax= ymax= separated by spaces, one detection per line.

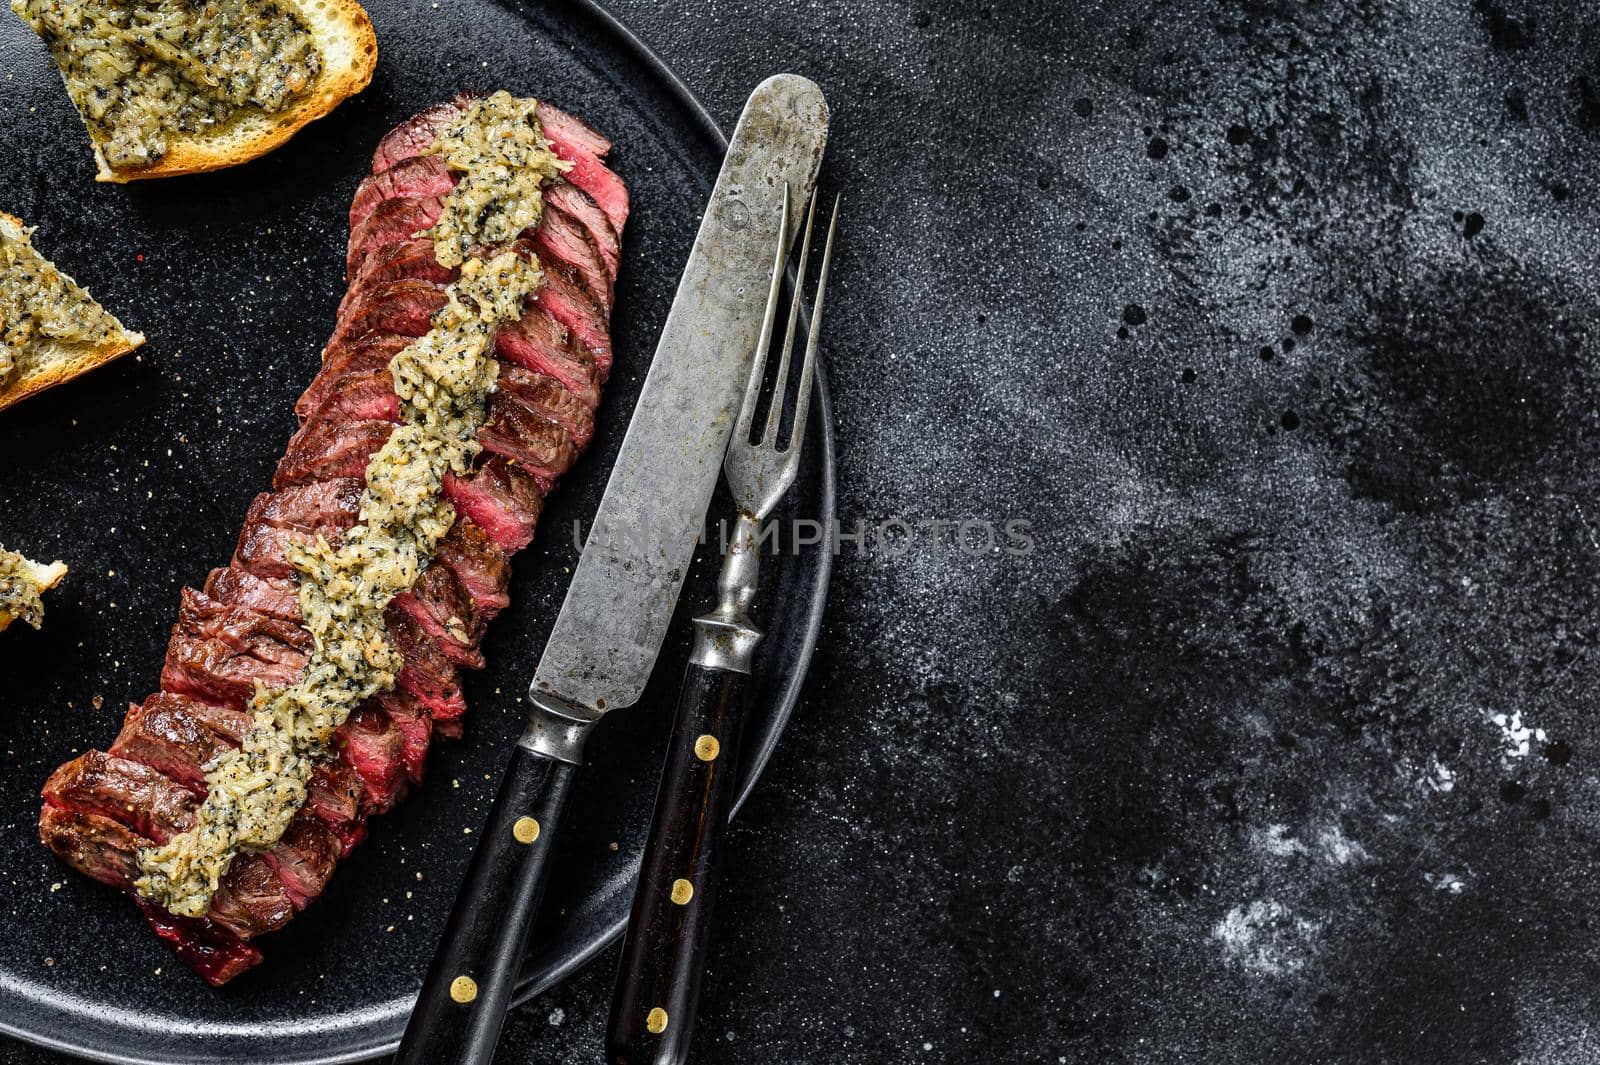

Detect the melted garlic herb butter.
xmin=0 ymin=546 xmax=65 ymax=631
xmin=12 ymin=0 xmax=322 ymax=170
xmin=0 ymin=219 xmax=123 ymax=387
xmin=423 ymin=91 xmax=570 ymax=268
xmin=135 ymin=94 xmax=556 ymax=916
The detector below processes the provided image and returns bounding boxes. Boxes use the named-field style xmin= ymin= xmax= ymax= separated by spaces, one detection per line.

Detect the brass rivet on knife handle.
xmin=670 ymin=878 xmax=694 ymax=905
xmin=646 ymin=1007 xmax=669 ymax=1034
xmin=512 ymin=816 xmax=541 ymax=844
xmin=449 ymin=976 xmax=478 ymax=1004
xmin=693 ymin=734 xmax=720 ymax=762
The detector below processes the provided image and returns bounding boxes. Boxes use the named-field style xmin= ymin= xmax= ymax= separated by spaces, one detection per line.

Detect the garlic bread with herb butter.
xmin=10 ymin=0 xmax=377 ymax=182
xmin=0 ymin=546 xmax=66 ymax=633
xmin=0 ymin=212 xmax=144 ymax=412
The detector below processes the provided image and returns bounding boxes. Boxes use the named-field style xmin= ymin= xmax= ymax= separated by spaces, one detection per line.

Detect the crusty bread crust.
xmin=0 ymin=555 xmax=67 ymax=633
xmin=0 ymin=211 xmax=146 ymax=412
xmin=93 ymin=0 xmax=378 ymax=183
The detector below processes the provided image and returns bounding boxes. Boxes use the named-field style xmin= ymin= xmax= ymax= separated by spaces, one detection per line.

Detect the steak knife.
xmin=395 ymin=74 xmax=829 ymax=1065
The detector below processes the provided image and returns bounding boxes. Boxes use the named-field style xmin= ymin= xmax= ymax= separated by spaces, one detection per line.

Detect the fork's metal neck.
xmin=690 ymin=511 xmax=765 ymax=673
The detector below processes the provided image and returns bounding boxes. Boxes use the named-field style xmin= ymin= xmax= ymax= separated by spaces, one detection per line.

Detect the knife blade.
xmin=525 ymin=72 xmax=830 ymax=763
xmin=396 ymin=75 xmax=829 ymax=1065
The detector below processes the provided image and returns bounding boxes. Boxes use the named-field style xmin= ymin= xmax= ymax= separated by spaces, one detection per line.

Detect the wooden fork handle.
xmin=606 ymin=659 xmax=751 ymax=1065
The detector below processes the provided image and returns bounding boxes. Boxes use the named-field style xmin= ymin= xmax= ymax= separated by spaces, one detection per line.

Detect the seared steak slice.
xmin=275 ymin=419 xmax=395 ymax=488
xmin=479 ymin=393 xmax=578 ymax=484
xmin=208 ymin=854 xmax=295 ymax=938
xmin=297 ymin=370 xmax=400 ymax=428
xmin=433 ymin=519 xmax=510 ymax=618
xmin=261 ymin=815 xmax=341 ymax=910
xmin=392 ymin=562 xmax=486 ymax=667
xmin=234 ymin=480 xmax=365 ymax=578
xmin=442 ymin=456 xmax=546 ymax=551
xmin=339 ymin=239 xmax=458 ymax=318
xmin=135 ymin=897 xmax=263 ymax=986
xmin=496 ymin=307 xmax=600 ymax=408
xmin=547 ymin=182 xmax=620 ymax=281
xmin=299 ymin=333 xmax=413 ymax=421
xmin=497 ymin=363 xmax=595 ymax=449
xmin=534 ymin=261 xmax=612 ymax=376
xmin=350 ymin=155 xmax=457 ymax=233
xmin=43 ymin=751 xmax=198 ymax=844
xmin=41 ymin=805 xmax=144 ymax=887
xmin=305 ymin=760 xmax=364 ymax=836
xmin=204 ymin=566 xmax=302 ymax=622
xmin=537 ymin=104 xmax=629 ymax=231
xmin=335 ymin=703 xmax=409 ymax=812
xmin=347 ymin=196 xmax=445 ymax=280
xmin=110 ymin=692 xmax=251 ymax=792
xmin=371 ymin=96 xmax=469 ymax=174
xmin=161 ymin=591 xmax=312 ymax=710
xmin=386 ymin=603 xmax=466 ymax=719
xmin=172 ymin=589 xmax=313 ymax=664
xmin=376 ymin=690 xmax=432 ymax=784
xmin=536 ymin=101 xmax=610 ymax=156
xmin=531 ymin=203 xmax=611 ymax=309
xmin=327 ymin=279 xmax=445 ymax=352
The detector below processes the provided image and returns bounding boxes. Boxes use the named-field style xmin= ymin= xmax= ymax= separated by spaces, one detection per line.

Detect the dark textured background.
xmin=10 ymin=0 xmax=1600 ymax=1060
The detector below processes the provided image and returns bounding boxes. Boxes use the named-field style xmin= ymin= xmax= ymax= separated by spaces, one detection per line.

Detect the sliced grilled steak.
xmin=547 ymin=182 xmax=621 ymax=281
xmin=335 ymin=704 xmax=410 ymax=813
xmin=110 ymin=692 xmax=251 ymax=793
xmin=442 ymin=456 xmax=546 ymax=551
xmin=204 ymin=566 xmax=302 ymax=622
xmin=260 ymin=816 xmax=342 ymax=909
xmin=299 ymin=333 xmax=414 ymax=421
xmin=532 ymin=203 xmax=611 ymax=309
xmin=43 ymin=751 xmax=199 ymax=844
xmin=41 ymin=806 xmax=144 ymax=887
xmin=433 ymin=519 xmax=511 ymax=618
xmin=534 ymin=260 xmax=612 ymax=376
xmin=347 ymin=196 xmax=446 ymax=280
xmin=40 ymin=95 xmax=627 ymax=986
xmin=234 ymin=480 xmax=365 ymax=578
xmin=386 ymin=603 xmax=466 ymax=719
xmin=350 ymin=155 xmax=457 ymax=233
xmin=208 ymin=854 xmax=296 ymax=938
xmin=479 ymin=391 xmax=579 ymax=484
xmin=326 ymin=278 xmax=446 ymax=351
xmin=496 ymin=362 xmax=596 ymax=449
xmin=274 ymin=418 xmax=396 ymax=488
xmin=496 ymin=306 xmax=601 ymax=408
xmin=338 ymin=239 xmax=458 ymax=318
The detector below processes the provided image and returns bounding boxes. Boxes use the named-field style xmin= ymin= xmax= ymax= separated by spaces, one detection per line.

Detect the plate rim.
xmin=0 ymin=0 xmax=835 ymax=1061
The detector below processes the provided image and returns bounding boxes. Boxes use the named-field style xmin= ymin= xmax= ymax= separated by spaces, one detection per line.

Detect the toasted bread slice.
xmin=0 ymin=548 xmax=67 ymax=633
xmin=24 ymin=0 xmax=377 ymax=183
xmin=0 ymin=212 xmax=145 ymax=412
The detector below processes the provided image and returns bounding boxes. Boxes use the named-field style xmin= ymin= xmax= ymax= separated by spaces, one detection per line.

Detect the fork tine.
xmin=762 ymin=190 xmax=818 ymax=447
xmin=784 ymin=192 xmax=839 ymax=457
xmin=736 ymin=183 xmax=791 ymax=443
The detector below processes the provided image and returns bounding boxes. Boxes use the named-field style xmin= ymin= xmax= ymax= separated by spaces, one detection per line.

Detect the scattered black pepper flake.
xmin=1122 ymin=304 xmax=1147 ymax=326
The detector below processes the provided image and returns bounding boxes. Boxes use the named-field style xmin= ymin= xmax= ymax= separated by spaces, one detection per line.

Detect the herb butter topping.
xmin=12 ymin=0 xmax=322 ymax=170
xmin=0 ymin=219 xmax=124 ymax=387
xmin=423 ymin=91 xmax=570 ymax=268
xmin=0 ymin=545 xmax=66 ymax=631
xmin=134 ymin=94 xmax=555 ymax=916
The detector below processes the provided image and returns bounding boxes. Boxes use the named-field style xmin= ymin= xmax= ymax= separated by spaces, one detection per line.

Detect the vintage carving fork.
xmin=607 ymin=186 xmax=839 ymax=1065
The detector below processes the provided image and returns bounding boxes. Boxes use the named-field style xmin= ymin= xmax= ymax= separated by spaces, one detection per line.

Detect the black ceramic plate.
xmin=0 ymin=2 xmax=833 ymax=1061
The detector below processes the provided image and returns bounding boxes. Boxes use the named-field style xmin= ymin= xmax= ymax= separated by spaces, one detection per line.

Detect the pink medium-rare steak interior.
xmin=37 ymin=94 xmax=629 ymax=986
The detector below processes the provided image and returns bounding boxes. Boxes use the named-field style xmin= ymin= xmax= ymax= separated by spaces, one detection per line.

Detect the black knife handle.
xmin=395 ymin=745 xmax=577 ymax=1065
xmin=606 ymin=661 xmax=750 ymax=1065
